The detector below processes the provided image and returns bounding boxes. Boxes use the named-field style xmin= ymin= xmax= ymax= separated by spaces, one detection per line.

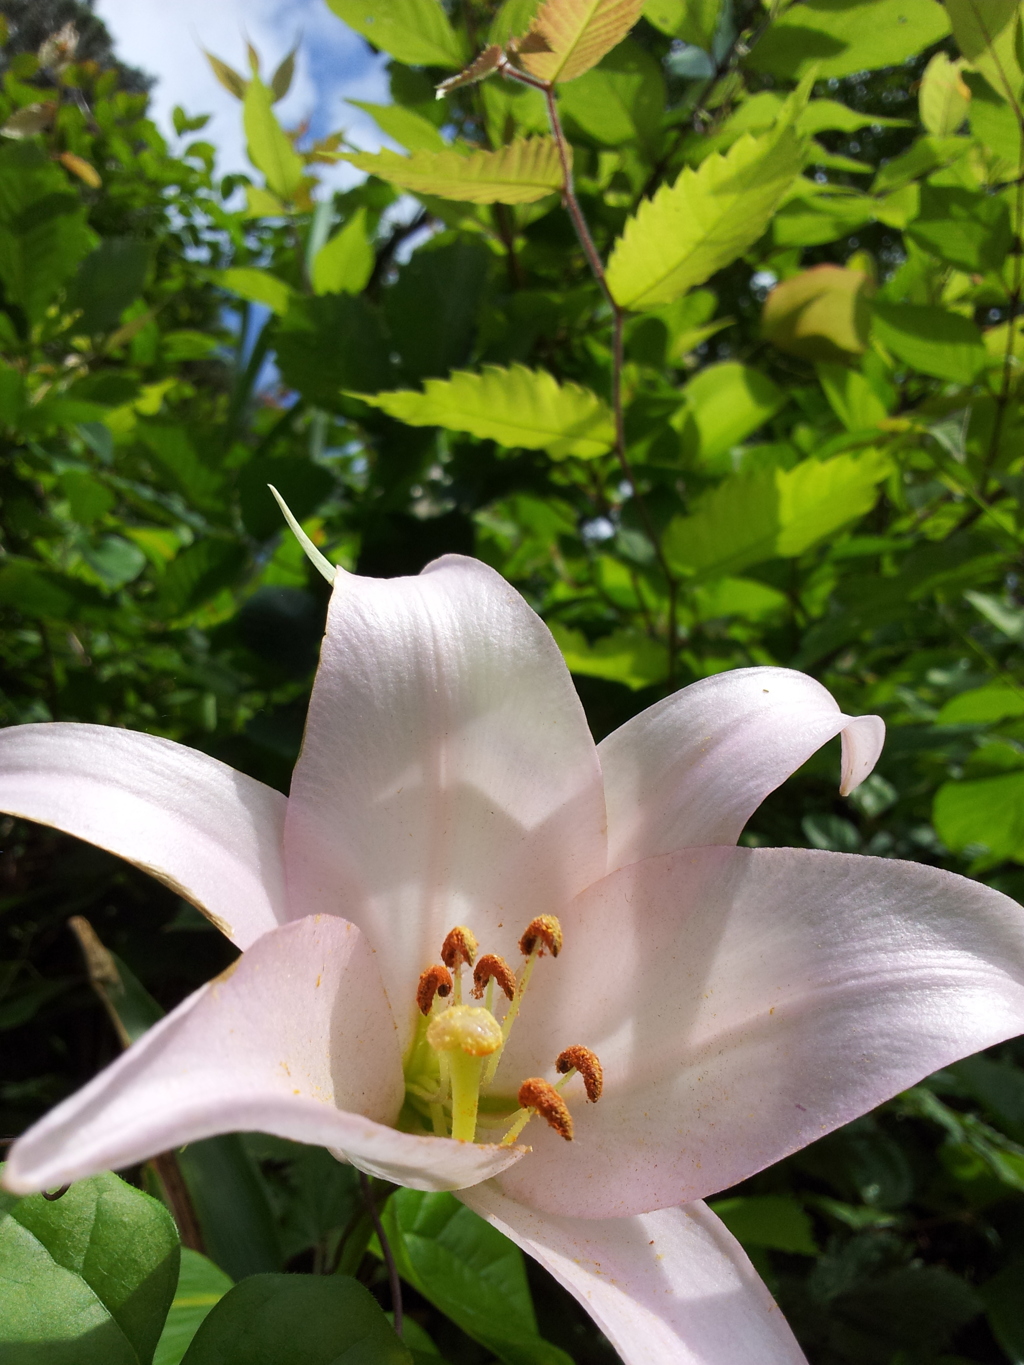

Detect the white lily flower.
xmin=3 ymin=555 xmax=1024 ymax=1365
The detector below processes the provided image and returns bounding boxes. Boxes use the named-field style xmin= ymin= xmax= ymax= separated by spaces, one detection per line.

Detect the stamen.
xmin=416 ymin=964 xmax=453 ymax=1015
xmin=518 ymin=1078 xmax=574 ymax=1140
xmin=556 ymin=1046 xmax=603 ymax=1102
xmin=483 ymin=914 xmax=564 ymax=1087
xmin=441 ymin=926 xmax=478 ymax=970
xmin=472 ymin=953 xmax=516 ymax=1001
xmin=519 ymin=915 xmax=562 ymax=958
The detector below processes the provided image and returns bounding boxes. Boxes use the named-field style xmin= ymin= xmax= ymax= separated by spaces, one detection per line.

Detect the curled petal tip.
xmin=268 ymin=484 xmax=337 ymax=585
xmin=839 ymin=714 xmax=886 ymax=796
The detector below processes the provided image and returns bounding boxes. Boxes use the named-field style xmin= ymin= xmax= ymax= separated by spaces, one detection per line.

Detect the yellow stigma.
xmin=426 ymin=1005 xmax=503 ymax=1057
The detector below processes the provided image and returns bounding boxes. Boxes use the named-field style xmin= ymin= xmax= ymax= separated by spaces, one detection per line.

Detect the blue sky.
xmin=93 ymin=0 xmax=393 ymax=182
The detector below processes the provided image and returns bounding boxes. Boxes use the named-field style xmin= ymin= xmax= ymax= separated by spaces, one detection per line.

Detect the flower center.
xmin=401 ymin=916 xmax=602 ymax=1146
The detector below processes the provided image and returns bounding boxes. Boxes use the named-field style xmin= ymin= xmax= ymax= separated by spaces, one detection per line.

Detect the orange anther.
xmin=556 ymin=1046 xmax=603 ymax=1102
xmin=416 ymin=963 xmax=453 ymax=1015
xmin=441 ymin=926 xmax=478 ymax=970
xmin=518 ymin=1077 xmax=573 ymax=1140
xmin=519 ymin=915 xmax=562 ymax=958
xmin=472 ymin=953 xmax=516 ymax=1001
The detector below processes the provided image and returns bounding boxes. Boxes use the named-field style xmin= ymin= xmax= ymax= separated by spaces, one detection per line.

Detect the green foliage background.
xmin=2 ymin=0 xmax=1024 ymax=1361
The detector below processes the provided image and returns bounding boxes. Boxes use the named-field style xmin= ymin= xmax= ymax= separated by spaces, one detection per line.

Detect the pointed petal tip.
xmin=268 ymin=483 xmax=337 ymax=585
xmin=839 ymin=714 xmax=886 ymax=796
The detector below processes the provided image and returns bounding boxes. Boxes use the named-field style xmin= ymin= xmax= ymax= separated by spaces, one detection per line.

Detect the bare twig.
xmin=359 ymin=1172 xmax=403 ymax=1337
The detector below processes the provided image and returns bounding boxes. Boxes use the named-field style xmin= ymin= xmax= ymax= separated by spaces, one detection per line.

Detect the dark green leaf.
xmin=905 ymin=185 xmax=1011 ymax=273
xmin=179 ymin=1273 xmax=411 ymax=1365
xmin=67 ymin=238 xmax=152 ymax=334
xmin=156 ymin=540 xmax=248 ymax=617
xmin=381 ymin=1190 xmax=572 ymax=1365
xmin=384 ymin=239 xmax=490 ymax=382
xmin=872 ymin=302 xmax=986 ymax=383
xmin=0 ymin=1168 xmax=180 ymax=1365
xmin=153 ymin=1250 xmax=233 ymax=1365
xmin=276 ymin=294 xmax=394 ymax=405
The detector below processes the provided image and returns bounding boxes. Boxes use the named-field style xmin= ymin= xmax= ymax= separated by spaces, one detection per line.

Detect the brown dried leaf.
xmin=58 ymin=151 xmax=102 ymax=189
xmin=519 ymin=0 xmax=645 ymax=82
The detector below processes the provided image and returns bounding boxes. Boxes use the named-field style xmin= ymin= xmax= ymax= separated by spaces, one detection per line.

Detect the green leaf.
xmin=519 ymin=0 xmax=647 ymax=83
xmin=342 ymin=138 xmax=565 ymax=205
xmin=557 ymin=39 xmax=665 ymax=147
xmin=0 ymin=1169 xmax=180 ymax=1365
xmin=664 ymin=449 xmax=890 ymax=579
xmin=966 ymin=70 xmax=1022 ymax=169
xmin=980 ymin=1258 xmax=1024 ymax=1364
xmin=175 ymin=1138 xmax=282 ymax=1282
xmin=0 ymin=141 xmax=96 ymax=324
xmin=311 ymin=208 xmax=374 ymax=295
xmin=946 ymin=0 xmax=1023 ymax=105
xmin=243 ymin=76 xmax=304 ymax=200
xmin=643 ymin=0 xmax=720 ymax=45
xmin=180 ymin=1273 xmax=411 ymax=1365
xmin=709 ymin=1195 xmax=818 ymax=1255
xmin=153 ymin=1250 xmax=233 ymax=1365
xmin=762 ymin=264 xmax=872 ymax=362
xmin=673 ymin=360 xmax=786 ymax=463
xmin=348 ymin=100 xmax=448 ymax=151
xmin=353 ymin=364 xmax=614 ymax=458
xmin=872 ymin=301 xmax=986 ymax=383
xmin=934 ymin=771 xmax=1024 ymax=863
xmin=384 ymin=238 xmax=490 ymax=381
xmin=748 ymin=0 xmax=950 ymax=81
xmin=157 ymin=540 xmax=248 ymax=617
xmin=381 ymin=1190 xmax=571 ymax=1365
xmin=325 ymin=0 xmax=465 ymax=68
xmin=276 ymin=293 xmax=393 ymax=405
xmin=548 ymin=621 xmax=668 ymax=688
xmin=953 ymin=1056 xmax=1024 ymax=1142
xmin=67 ymin=238 xmax=151 ymax=333
xmin=919 ymin=51 xmax=972 ymax=135
xmin=220 ymin=267 xmax=296 ymax=316
xmin=770 ymin=188 xmax=875 ymax=248
xmin=606 ymin=126 xmax=804 ymax=309
xmin=938 ymin=681 xmax=1024 ymax=724
xmin=817 ymin=363 xmax=890 ymax=430
xmin=905 ymin=185 xmax=1011 ymax=273
xmin=271 ymin=46 xmax=298 ymax=103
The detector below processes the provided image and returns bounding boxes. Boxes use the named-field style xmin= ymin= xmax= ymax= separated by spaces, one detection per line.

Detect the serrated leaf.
xmin=353 ymin=364 xmax=614 ymax=458
xmin=665 ymin=449 xmax=890 ymax=579
xmin=243 ymin=76 xmax=304 ymax=200
xmin=607 ymin=127 xmax=804 ymax=310
xmin=342 ymin=137 xmax=565 ymax=203
xmin=946 ymin=0 xmax=1023 ymax=104
xmin=436 ymin=44 xmax=505 ymax=95
xmin=203 ymin=50 xmax=247 ymax=99
xmin=326 ymin=0 xmax=465 ymax=68
xmin=311 ymin=207 xmax=374 ymax=295
xmin=518 ymin=0 xmax=646 ymax=81
xmin=549 ymin=621 xmax=667 ymax=688
xmin=348 ymin=99 xmax=447 ymax=151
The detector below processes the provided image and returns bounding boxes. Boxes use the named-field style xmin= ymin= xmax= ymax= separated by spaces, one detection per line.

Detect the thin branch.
xmin=359 ymin=1172 xmax=403 ymax=1338
xmin=500 ymin=70 xmax=681 ymax=684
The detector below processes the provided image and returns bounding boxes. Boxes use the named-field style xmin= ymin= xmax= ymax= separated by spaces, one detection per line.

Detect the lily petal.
xmin=598 ymin=667 xmax=884 ymax=870
xmin=461 ymin=1185 xmax=807 ymax=1365
xmin=0 ymin=722 xmax=287 ymax=948
xmin=496 ymin=846 xmax=1024 ymax=1218
xmin=3 ymin=915 xmax=525 ymax=1195
xmin=285 ymin=556 xmax=606 ymax=1031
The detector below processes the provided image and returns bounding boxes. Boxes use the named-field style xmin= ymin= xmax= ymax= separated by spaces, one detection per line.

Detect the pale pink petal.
xmin=598 ymin=667 xmax=884 ymax=870
xmin=285 ymin=556 xmax=606 ymax=1036
xmin=0 ymin=723 xmax=287 ymax=948
xmin=493 ymin=847 xmax=1024 ymax=1219
xmin=2 ymin=915 xmax=525 ymax=1196
xmin=461 ymin=1186 xmax=807 ymax=1365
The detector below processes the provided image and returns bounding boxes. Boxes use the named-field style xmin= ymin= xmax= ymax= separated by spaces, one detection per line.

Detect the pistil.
xmin=426 ymin=1005 xmax=502 ymax=1142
